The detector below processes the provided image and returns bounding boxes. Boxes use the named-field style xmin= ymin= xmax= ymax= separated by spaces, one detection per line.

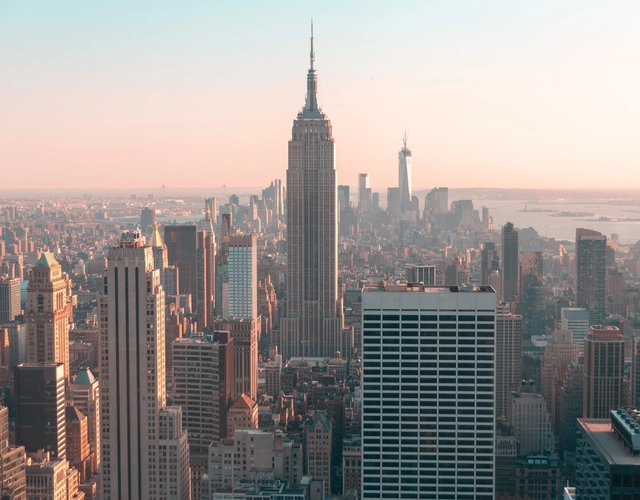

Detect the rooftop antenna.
xmin=403 ymin=131 xmax=408 ymax=150
xmin=310 ymin=18 xmax=314 ymax=69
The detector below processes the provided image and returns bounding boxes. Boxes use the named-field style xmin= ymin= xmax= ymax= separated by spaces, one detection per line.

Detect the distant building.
xmin=515 ymin=451 xmax=562 ymax=500
xmin=561 ymin=307 xmax=590 ymax=352
xmin=15 ymin=363 xmax=66 ymax=459
xmin=510 ymin=381 xmax=554 ymax=456
xmin=501 ymin=222 xmax=519 ymax=304
xmin=576 ymin=228 xmax=607 ymax=326
xmin=0 ymin=406 xmax=26 ymax=500
xmin=227 ymin=394 xmax=258 ymax=438
xmin=404 ymin=264 xmax=435 ymax=285
xmin=398 ymin=133 xmax=412 ymax=213
xmin=26 ymin=252 xmax=72 ymax=381
xmin=0 ymin=277 xmax=21 ymax=323
xmin=481 ymin=242 xmax=499 ymax=286
xmin=496 ymin=309 xmax=523 ymax=421
xmin=305 ymin=412 xmax=332 ymax=499
xmin=583 ymin=326 xmax=624 ymax=419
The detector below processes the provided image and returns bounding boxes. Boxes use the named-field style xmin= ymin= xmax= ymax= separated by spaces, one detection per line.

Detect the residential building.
xmin=305 ymin=412 xmax=331 ymax=499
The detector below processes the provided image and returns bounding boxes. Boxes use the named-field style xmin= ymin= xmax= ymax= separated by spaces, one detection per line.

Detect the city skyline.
xmin=2 ymin=2 xmax=640 ymax=190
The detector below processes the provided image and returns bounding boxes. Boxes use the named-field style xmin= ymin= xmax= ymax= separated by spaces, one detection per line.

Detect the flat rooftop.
xmin=363 ymin=284 xmax=495 ymax=293
xmin=578 ymin=419 xmax=640 ymax=465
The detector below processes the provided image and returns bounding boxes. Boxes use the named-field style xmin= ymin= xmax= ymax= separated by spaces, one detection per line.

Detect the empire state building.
xmin=279 ymin=26 xmax=346 ymax=360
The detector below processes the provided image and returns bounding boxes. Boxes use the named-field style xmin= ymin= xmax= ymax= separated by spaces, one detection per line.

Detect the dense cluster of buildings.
xmin=3 ymin=25 xmax=640 ymax=500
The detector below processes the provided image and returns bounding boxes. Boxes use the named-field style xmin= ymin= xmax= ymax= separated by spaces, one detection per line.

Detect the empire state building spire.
xmin=301 ymin=20 xmax=322 ymax=118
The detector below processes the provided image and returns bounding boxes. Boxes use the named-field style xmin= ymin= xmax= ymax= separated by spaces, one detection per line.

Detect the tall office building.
xmin=0 ymin=406 xmax=27 ymax=500
xmin=509 ymin=381 xmax=555 ymax=456
xmin=519 ymin=246 xmax=545 ymax=336
xmin=561 ymin=307 xmax=590 ymax=352
xmin=26 ymin=252 xmax=72 ymax=382
xmin=496 ymin=309 xmax=523 ymax=421
xmin=338 ymin=185 xmax=350 ymax=214
xmin=583 ymin=325 xmax=624 ymax=419
xmin=358 ymin=174 xmax=372 ymax=213
xmin=140 ymin=207 xmax=156 ymax=232
xmin=69 ymin=367 xmax=101 ymax=473
xmin=99 ymin=231 xmax=191 ymax=500
xmin=205 ymin=198 xmax=217 ymax=224
xmin=15 ymin=363 xmax=66 ymax=459
xmin=225 ymin=234 xmax=256 ymax=320
xmin=172 ymin=333 xmax=229 ymax=500
xmin=405 ymin=264 xmax=435 ymax=285
xmin=199 ymin=210 xmax=216 ymax=327
xmin=501 ymin=222 xmax=519 ymax=305
xmin=480 ymin=242 xmax=499 ymax=286
xmin=149 ymin=222 xmax=168 ymax=272
xmin=361 ymin=283 xmax=496 ymax=499
xmin=214 ymin=318 xmax=259 ymax=401
xmin=165 ymin=225 xmax=213 ymax=328
xmin=0 ymin=277 xmax=21 ymax=323
xmin=305 ymin=412 xmax=332 ymax=499
xmin=576 ymin=410 xmax=640 ymax=499
xmin=539 ymin=330 xmax=578 ymax=418
xmin=576 ymin=228 xmax=607 ymax=326
xmin=398 ymin=133 xmax=412 ymax=213
xmin=280 ymin=25 xmax=343 ymax=360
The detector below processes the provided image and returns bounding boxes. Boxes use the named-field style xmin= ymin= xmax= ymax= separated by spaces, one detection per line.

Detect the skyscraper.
xmin=280 ymin=25 xmax=343 ymax=360
xmin=214 ymin=318 xmax=259 ymax=401
xmin=576 ymin=228 xmax=607 ymax=326
xmin=496 ymin=309 xmax=523 ymax=421
xmin=480 ymin=242 xmax=499 ymax=286
xmin=519 ymin=246 xmax=545 ymax=336
xmin=15 ymin=363 xmax=66 ymax=459
xmin=583 ymin=325 xmax=624 ymax=419
xmin=165 ymin=225 xmax=213 ymax=328
xmin=99 ymin=231 xmax=191 ymax=500
xmin=561 ymin=307 xmax=590 ymax=352
xmin=358 ymin=174 xmax=372 ymax=213
xmin=226 ymin=234 xmax=256 ymax=320
xmin=0 ymin=277 xmax=21 ymax=323
xmin=501 ymin=222 xmax=519 ymax=304
xmin=361 ymin=283 xmax=496 ymax=499
xmin=26 ymin=252 xmax=72 ymax=382
xmin=398 ymin=132 xmax=412 ymax=213
xmin=68 ymin=367 xmax=101 ymax=473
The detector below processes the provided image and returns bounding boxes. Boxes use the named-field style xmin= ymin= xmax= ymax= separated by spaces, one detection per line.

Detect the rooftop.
xmin=363 ymin=283 xmax=495 ymax=293
xmin=578 ymin=418 xmax=640 ymax=465
xmin=34 ymin=252 xmax=59 ymax=268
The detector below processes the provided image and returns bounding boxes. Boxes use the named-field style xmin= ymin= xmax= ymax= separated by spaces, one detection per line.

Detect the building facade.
xmin=26 ymin=252 xmax=72 ymax=381
xmin=279 ymin=27 xmax=344 ymax=360
xmin=501 ymin=222 xmax=519 ymax=305
xmin=99 ymin=231 xmax=191 ymax=500
xmin=576 ymin=228 xmax=607 ymax=326
xmin=583 ymin=325 xmax=624 ymax=419
xmin=361 ymin=283 xmax=496 ymax=499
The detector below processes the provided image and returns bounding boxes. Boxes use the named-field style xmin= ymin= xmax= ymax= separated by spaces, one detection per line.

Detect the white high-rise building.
xmin=398 ymin=132 xmax=412 ymax=213
xmin=361 ymin=283 xmax=496 ymax=499
xmin=99 ymin=231 xmax=191 ymax=500
xmin=561 ymin=307 xmax=590 ymax=352
xmin=225 ymin=234 xmax=257 ymax=320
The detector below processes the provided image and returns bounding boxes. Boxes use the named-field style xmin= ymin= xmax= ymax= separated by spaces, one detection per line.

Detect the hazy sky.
xmin=2 ymin=1 xmax=639 ymax=191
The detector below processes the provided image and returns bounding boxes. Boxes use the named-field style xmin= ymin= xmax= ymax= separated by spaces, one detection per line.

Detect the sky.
xmin=1 ymin=1 xmax=639 ymax=191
